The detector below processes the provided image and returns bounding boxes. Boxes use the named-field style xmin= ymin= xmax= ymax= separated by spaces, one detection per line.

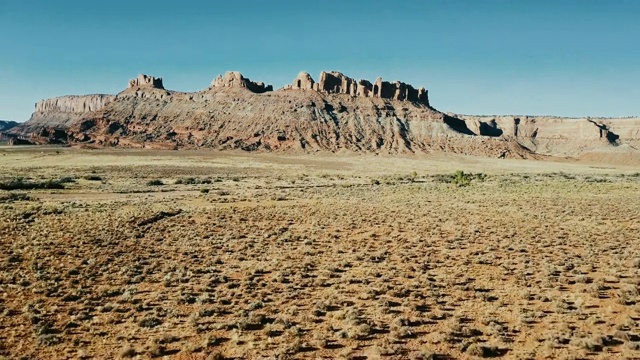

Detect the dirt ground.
xmin=1 ymin=147 xmax=640 ymax=359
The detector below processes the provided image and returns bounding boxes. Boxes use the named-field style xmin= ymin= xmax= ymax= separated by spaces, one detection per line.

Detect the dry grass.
xmin=1 ymin=148 xmax=640 ymax=359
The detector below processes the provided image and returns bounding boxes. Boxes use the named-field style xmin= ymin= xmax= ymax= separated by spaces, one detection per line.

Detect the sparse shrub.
xmin=557 ymin=172 xmax=577 ymax=180
xmin=175 ymin=177 xmax=213 ymax=185
xmin=202 ymin=335 xmax=219 ymax=348
xmin=433 ymin=171 xmax=485 ymax=187
xmin=466 ymin=343 xmax=501 ymax=357
xmin=200 ymin=188 xmax=210 ymax=194
xmin=575 ymin=275 xmax=593 ymax=283
xmin=58 ymin=176 xmax=76 ymax=183
xmin=175 ymin=177 xmax=195 ymax=185
xmin=83 ymin=175 xmax=103 ymax=181
xmin=118 ymin=345 xmax=137 ymax=358
xmin=0 ymin=177 xmax=65 ymax=190
xmin=346 ymin=323 xmax=372 ymax=340
xmin=37 ymin=334 xmax=61 ymax=346
xmin=412 ymin=348 xmax=436 ymax=360
xmin=138 ymin=316 xmax=162 ymax=328
xmin=628 ymin=342 xmax=640 ymax=350
xmin=248 ymin=301 xmax=264 ymax=310
xmin=409 ymin=171 xmax=418 ymax=182
xmin=571 ymin=337 xmax=602 ymax=352
xmin=452 ymin=170 xmax=472 ymax=187
xmin=0 ymin=192 xmax=31 ymax=203
xmin=206 ymin=352 xmax=225 ymax=360
xmin=181 ymin=341 xmax=203 ymax=354
xmin=474 ymin=172 xmax=487 ymax=182
xmin=146 ymin=337 xmax=167 ymax=357
xmin=146 ymin=179 xmax=164 ymax=186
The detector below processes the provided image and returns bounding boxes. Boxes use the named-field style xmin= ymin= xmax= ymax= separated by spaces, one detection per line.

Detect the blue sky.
xmin=1 ymin=0 xmax=639 ymax=121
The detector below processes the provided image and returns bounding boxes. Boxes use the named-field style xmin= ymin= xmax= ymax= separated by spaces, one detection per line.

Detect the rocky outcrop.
xmin=128 ymin=74 xmax=164 ymax=89
xmin=285 ymin=72 xmax=316 ymax=90
xmin=284 ymin=71 xmax=429 ymax=106
xmin=456 ymin=115 xmax=640 ymax=156
xmin=210 ymin=71 xmax=273 ymax=93
xmin=318 ymin=71 xmax=357 ymax=95
xmin=13 ymin=69 xmax=639 ymax=160
xmin=34 ymin=95 xmax=116 ymax=114
xmin=4 ymin=135 xmax=34 ymax=145
xmin=8 ymin=95 xmax=115 ymax=141
xmin=57 ymin=76 xmax=532 ymax=158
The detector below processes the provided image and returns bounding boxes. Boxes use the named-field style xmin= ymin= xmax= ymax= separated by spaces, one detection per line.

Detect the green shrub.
xmin=452 ymin=170 xmax=471 ymax=187
xmin=432 ymin=171 xmax=485 ymax=187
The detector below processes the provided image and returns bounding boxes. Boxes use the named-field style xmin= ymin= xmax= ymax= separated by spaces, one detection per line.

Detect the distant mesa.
xmin=128 ymin=74 xmax=164 ymax=89
xmin=210 ymin=71 xmax=273 ymax=93
xmin=10 ymin=67 xmax=638 ymax=162
xmin=284 ymin=71 xmax=429 ymax=106
xmin=0 ymin=120 xmax=19 ymax=132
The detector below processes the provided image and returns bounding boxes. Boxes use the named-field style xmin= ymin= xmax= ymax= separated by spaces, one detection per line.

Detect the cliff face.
xmin=12 ymin=94 xmax=116 ymax=136
xmin=12 ymin=70 xmax=640 ymax=160
xmin=64 ymin=86 xmax=529 ymax=158
xmin=34 ymin=94 xmax=116 ymax=114
xmin=210 ymin=71 xmax=273 ymax=93
xmin=128 ymin=74 xmax=164 ymax=89
xmin=457 ymin=115 xmax=640 ymax=156
xmin=283 ymin=71 xmax=429 ymax=106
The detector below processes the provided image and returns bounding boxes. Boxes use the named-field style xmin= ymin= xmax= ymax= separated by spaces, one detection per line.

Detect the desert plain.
xmin=1 ymin=147 xmax=640 ymax=359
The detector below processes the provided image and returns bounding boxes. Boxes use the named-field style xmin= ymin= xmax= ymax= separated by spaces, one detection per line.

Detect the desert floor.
xmin=1 ymin=147 xmax=639 ymax=359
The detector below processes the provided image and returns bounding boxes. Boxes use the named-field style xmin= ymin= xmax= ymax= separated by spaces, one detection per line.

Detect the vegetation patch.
xmin=433 ymin=170 xmax=486 ymax=186
xmin=0 ymin=177 xmax=66 ymax=190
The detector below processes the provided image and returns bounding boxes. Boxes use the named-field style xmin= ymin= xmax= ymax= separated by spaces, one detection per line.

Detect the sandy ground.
xmin=1 ymin=148 xmax=640 ymax=359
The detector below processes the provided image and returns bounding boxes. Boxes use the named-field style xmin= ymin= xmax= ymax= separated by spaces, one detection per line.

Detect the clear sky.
xmin=1 ymin=0 xmax=639 ymax=121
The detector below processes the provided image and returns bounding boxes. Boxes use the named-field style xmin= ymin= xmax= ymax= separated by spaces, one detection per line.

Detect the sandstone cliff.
xmin=128 ymin=74 xmax=164 ymax=89
xmin=210 ymin=71 xmax=273 ymax=93
xmin=47 ymin=71 xmax=528 ymax=158
xmin=13 ymin=94 xmax=116 ymax=136
xmin=456 ymin=115 xmax=640 ymax=157
xmin=12 ymin=70 xmax=639 ymax=161
xmin=283 ymin=71 xmax=429 ymax=105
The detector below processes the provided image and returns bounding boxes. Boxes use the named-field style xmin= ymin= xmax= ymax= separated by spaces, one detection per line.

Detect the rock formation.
xmin=456 ymin=115 xmax=640 ymax=157
xmin=34 ymin=95 xmax=116 ymax=113
xmin=60 ymin=86 xmax=529 ymax=157
xmin=286 ymin=72 xmax=316 ymax=90
xmin=8 ymin=94 xmax=116 ymax=137
xmin=210 ymin=71 xmax=273 ymax=93
xmin=11 ymin=69 xmax=640 ymax=161
xmin=128 ymin=74 xmax=164 ymax=89
xmin=284 ymin=71 xmax=429 ymax=106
